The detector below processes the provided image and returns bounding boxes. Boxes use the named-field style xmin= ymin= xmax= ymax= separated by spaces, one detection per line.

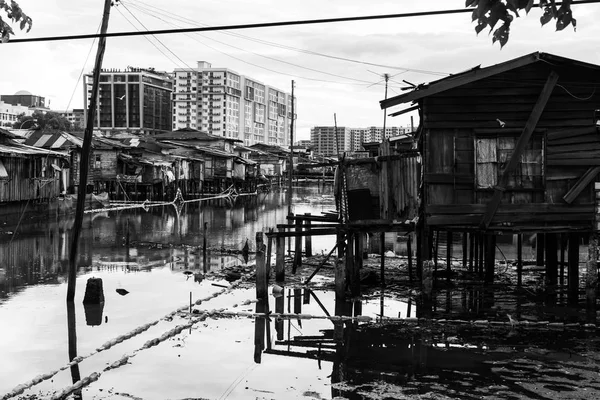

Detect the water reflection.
xmin=0 ymin=184 xmax=334 ymax=303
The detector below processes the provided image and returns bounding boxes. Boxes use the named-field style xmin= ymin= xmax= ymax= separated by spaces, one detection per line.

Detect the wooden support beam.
xmin=568 ymin=233 xmax=579 ymax=305
xmin=293 ymin=218 xmax=302 ymax=274
xmin=479 ymin=70 xmax=560 ymax=229
xmin=517 ymin=234 xmax=523 ymax=287
xmin=275 ymin=227 xmax=285 ymax=282
xmin=536 ymin=233 xmax=545 ymax=267
xmin=562 ymin=166 xmax=600 ymax=204
xmin=446 ymin=231 xmax=453 ymax=280
xmin=256 ymin=232 xmax=267 ymax=300
xmin=560 ymin=234 xmax=566 ymax=288
xmin=266 ymin=228 xmax=273 ymax=279
xmin=484 ymin=234 xmax=496 ymax=285
xmin=304 ymin=214 xmax=312 ymax=257
xmin=407 ymin=234 xmax=413 ymax=282
xmin=380 ymin=232 xmax=385 ymax=286
xmin=545 ymin=233 xmax=558 ymax=304
xmin=462 ymin=232 xmax=468 ymax=269
xmin=304 ymin=242 xmax=339 ymax=284
xmin=469 ymin=232 xmax=475 ymax=273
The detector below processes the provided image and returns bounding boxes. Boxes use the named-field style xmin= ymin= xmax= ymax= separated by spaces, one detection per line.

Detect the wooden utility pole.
xmin=382 ymin=73 xmax=389 ymax=134
xmin=287 ymin=80 xmax=295 ymax=216
xmin=67 ymin=0 xmax=112 ymax=302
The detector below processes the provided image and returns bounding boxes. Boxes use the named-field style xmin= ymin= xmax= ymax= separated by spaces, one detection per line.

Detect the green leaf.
xmin=475 ymin=19 xmax=487 ymax=34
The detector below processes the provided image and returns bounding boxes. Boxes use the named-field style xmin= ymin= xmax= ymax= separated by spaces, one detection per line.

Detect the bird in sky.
xmin=117 ymin=94 xmax=126 ymax=100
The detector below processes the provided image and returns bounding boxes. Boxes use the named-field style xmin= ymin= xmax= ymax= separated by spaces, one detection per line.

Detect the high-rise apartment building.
xmin=83 ymin=67 xmax=173 ymax=136
xmin=310 ymin=126 xmax=352 ymax=157
xmin=172 ymin=61 xmax=294 ymax=146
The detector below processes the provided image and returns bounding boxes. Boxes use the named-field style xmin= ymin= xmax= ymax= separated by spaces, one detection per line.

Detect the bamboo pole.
xmin=67 ymin=0 xmax=112 ymax=302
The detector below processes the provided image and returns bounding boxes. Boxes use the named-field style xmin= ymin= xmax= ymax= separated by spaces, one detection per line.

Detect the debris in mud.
xmin=116 ymin=288 xmax=129 ymax=296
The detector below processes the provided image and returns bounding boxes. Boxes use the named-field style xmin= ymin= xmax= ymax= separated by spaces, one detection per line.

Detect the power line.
xmin=8 ymin=1 xmax=599 ymax=44
xmin=114 ymin=5 xmax=185 ymax=69
xmin=118 ymin=1 xmax=194 ymax=70
xmin=64 ymin=23 xmax=101 ymax=111
xmin=126 ymin=0 xmax=449 ymax=77
xmin=124 ymin=1 xmax=377 ymax=85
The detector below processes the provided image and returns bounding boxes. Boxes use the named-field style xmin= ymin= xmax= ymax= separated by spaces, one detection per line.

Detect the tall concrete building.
xmin=310 ymin=126 xmax=352 ymax=157
xmin=172 ymin=61 xmax=294 ymax=146
xmin=83 ymin=67 xmax=173 ymax=136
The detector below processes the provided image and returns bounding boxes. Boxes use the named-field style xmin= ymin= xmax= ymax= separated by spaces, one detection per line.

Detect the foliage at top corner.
xmin=0 ymin=0 xmax=33 ymax=43
xmin=467 ymin=0 xmax=576 ymax=48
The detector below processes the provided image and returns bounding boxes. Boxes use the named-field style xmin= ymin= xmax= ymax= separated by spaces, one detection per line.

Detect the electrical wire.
xmin=117 ymin=2 xmax=194 ymax=70
xmin=124 ymin=1 xmax=382 ymax=86
xmin=11 ymin=1 xmax=600 ymax=44
xmin=65 ymin=22 xmax=101 ymax=111
xmin=126 ymin=0 xmax=450 ymax=77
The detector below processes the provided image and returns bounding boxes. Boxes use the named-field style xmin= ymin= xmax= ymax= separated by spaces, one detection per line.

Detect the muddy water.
xmin=2 ymin=183 xmax=600 ymax=400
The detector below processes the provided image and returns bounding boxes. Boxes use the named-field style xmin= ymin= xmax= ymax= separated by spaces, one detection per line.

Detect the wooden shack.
xmin=380 ymin=52 xmax=600 ymax=293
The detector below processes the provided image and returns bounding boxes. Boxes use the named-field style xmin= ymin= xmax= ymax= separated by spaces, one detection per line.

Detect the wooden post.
xmin=275 ymin=228 xmax=285 ymax=282
xmin=536 ymin=233 xmax=545 ymax=267
xmin=253 ymin=299 xmax=267 ymax=364
xmin=462 ymin=232 xmax=468 ymax=269
xmin=346 ymin=232 xmax=359 ymax=296
xmin=517 ymin=233 xmax=523 ymax=287
xmin=446 ymin=231 xmax=453 ymax=280
xmin=275 ymin=291 xmax=284 ymax=340
xmin=380 ymin=232 xmax=385 ymax=286
xmin=255 ymin=232 xmax=267 ymax=300
xmin=266 ymin=228 xmax=273 ymax=279
xmin=478 ymin=233 xmax=485 ymax=278
xmin=304 ymin=214 xmax=312 ymax=257
xmin=560 ymin=233 xmax=566 ymax=288
xmin=484 ymin=234 xmax=496 ymax=285
xmin=568 ymin=233 xmax=579 ymax=305
xmin=407 ymin=234 xmax=413 ymax=282
xmin=355 ymin=232 xmax=364 ymax=278
xmin=335 ymin=259 xmax=345 ymax=302
xmin=545 ymin=233 xmax=558 ymax=303
xmin=293 ymin=217 xmax=302 ymax=273
xmin=203 ymin=222 xmax=208 ymax=273
xmin=67 ymin=0 xmax=112 ymax=302
xmin=469 ymin=232 xmax=475 ymax=273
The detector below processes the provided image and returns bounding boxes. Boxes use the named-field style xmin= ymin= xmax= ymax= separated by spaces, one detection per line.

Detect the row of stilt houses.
xmin=272 ymin=52 xmax=600 ymax=319
xmin=0 ymin=126 xmax=299 ymax=220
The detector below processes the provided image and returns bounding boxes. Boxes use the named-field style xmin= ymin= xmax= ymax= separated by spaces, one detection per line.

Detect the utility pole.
xmin=67 ymin=0 xmax=112 ymax=302
xmin=334 ymin=113 xmax=340 ymax=160
xmin=382 ymin=73 xmax=390 ymax=136
xmin=287 ymin=80 xmax=295 ymax=216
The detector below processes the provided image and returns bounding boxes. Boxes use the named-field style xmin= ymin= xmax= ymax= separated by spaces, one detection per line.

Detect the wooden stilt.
xmin=380 ymin=232 xmax=385 ymax=286
xmin=407 ymin=234 xmax=413 ymax=282
xmin=462 ymin=232 xmax=468 ymax=269
xmin=433 ymin=230 xmax=439 ymax=284
xmin=478 ymin=233 xmax=485 ymax=278
xmin=517 ymin=233 xmax=523 ymax=287
xmin=536 ymin=233 xmax=545 ymax=267
xmin=560 ymin=233 xmax=566 ymax=289
xmin=276 ymin=228 xmax=285 ymax=282
xmin=335 ymin=259 xmax=345 ymax=302
xmin=304 ymin=214 xmax=312 ymax=257
xmin=255 ymin=232 xmax=267 ymax=300
xmin=293 ymin=218 xmax=302 ymax=273
xmin=568 ymin=233 xmax=579 ymax=305
xmin=346 ymin=232 xmax=359 ymax=297
xmin=545 ymin=233 xmax=558 ymax=287
xmin=446 ymin=231 xmax=453 ymax=280
xmin=484 ymin=234 xmax=496 ymax=285
xmin=469 ymin=232 xmax=475 ymax=273
xmin=266 ymin=228 xmax=273 ymax=279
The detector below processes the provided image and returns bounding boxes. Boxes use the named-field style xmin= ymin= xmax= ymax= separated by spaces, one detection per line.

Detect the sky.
xmin=1 ymin=0 xmax=600 ymax=140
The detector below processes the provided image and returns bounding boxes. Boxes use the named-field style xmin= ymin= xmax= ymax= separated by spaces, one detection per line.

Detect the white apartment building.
xmin=310 ymin=126 xmax=352 ymax=157
xmin=0 ymin=100 xmax=33 ymax=128
xmin=172 ymin=61 xmax=294 ymax=146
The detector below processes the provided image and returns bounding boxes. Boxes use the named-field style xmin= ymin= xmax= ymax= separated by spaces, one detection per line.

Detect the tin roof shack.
xmin=0 ymin=129 xmax=68 ymax=206
xmin=381 ymin=52 xmax=600 ymax=290
xmin=24 ymin=131 xmax=127 ymax=195
xmin=248 ymin=143 xmax=288 ymax=177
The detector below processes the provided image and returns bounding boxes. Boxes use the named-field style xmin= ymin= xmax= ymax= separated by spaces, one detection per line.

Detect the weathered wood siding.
xmin=89 ymin=150 xmax=119 ymax=181
xmin=0 ymin=155 xmax=63 ymax=202
xmin=422 ymin=62 xmax=600 ymax=230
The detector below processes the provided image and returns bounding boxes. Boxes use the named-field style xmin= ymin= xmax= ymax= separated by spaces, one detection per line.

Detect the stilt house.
xmin=380 ymin=52 xmax=600 ymax=289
